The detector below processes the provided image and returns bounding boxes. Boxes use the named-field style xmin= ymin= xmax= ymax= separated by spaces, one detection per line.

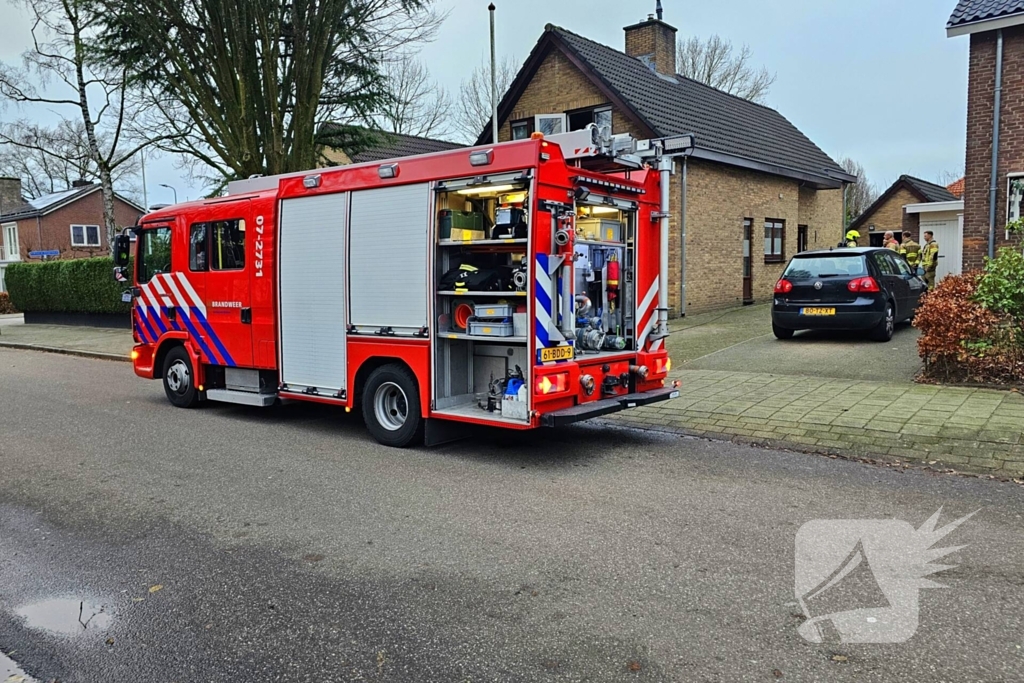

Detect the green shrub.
xmin=975 ymin=248 xmax=1024 ymax=324
xmin=6 ymin=257 xmax=131 ymax=315
xmin=0 ymin=291 xmax=17 ymax=314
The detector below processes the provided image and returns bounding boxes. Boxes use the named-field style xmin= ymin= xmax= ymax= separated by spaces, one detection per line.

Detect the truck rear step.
xmin=205 ymin=389 xmax=277 ymax=407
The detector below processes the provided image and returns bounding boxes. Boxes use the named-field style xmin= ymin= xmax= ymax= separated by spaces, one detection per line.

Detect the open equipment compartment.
xmin=571 ymin=196 xmax=638 ymax=359
xmin=431 ymin=171 xmax=533 ymax=425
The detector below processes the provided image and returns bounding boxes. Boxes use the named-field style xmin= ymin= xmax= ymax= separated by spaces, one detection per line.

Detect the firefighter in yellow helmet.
xmin=844 ymin=230 xmax=860 ymax=248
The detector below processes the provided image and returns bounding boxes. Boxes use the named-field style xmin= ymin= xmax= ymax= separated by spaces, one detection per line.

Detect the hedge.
xmin=6 ymin=257 xmax=131 ymax=315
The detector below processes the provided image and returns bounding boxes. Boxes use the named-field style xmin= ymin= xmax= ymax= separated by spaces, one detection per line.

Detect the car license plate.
xmin=539 ymin=346 xmax=574 ymax=363
xmin=800 ymin=307 xmax=836 ymax=316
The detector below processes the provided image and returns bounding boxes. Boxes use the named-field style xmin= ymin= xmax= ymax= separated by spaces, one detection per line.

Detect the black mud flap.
xmin=541 ymin=387 xmax=680 ymax=428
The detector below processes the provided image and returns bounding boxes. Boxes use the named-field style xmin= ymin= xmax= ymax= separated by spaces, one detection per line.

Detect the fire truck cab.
xmin=116 ymin=129 xmax=687 ymax=447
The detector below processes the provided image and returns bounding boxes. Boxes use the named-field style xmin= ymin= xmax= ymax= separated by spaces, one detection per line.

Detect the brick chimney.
xmin=624 ymin=8 xmax=678 ymax=77
xmin=0 ymin=176 xmax=23 ymax=216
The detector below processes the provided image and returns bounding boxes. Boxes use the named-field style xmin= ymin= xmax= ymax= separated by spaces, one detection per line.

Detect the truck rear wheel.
xmin=163 ymin=346 xmax=200 ymax=408
xmin=362 ymin=364 xmax=423 ymax=448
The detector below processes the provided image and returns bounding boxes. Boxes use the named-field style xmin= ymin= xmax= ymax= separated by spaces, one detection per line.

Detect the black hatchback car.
xmin=771 ymin=247 xmax=927 ymax=342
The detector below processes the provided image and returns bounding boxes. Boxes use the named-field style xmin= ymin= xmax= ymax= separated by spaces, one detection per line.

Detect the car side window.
xmin=872 ymin=252 xmax=895 ymax=276
xmin=891 ymin=255 xmax=913 ymax=277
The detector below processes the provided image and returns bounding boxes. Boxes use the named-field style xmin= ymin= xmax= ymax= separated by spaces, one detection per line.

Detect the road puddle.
xmin=14 ymin=598 xmax=112 ymax=635
xmin=1 ymin=651 xmax=38 ymax=682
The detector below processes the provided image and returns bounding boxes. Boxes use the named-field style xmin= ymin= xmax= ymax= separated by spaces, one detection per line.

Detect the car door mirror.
xmin=113 ymin=233 xmax=131 ymax=267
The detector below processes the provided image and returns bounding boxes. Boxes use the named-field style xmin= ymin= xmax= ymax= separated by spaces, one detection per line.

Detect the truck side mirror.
xmin=113 ymin=233 xmax=131 ymax=267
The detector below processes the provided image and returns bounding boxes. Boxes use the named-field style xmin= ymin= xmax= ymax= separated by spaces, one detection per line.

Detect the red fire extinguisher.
xmin=606 ymin=254 xmax=620 ymax=307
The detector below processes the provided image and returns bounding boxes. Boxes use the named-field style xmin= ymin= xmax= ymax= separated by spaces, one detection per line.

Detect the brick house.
xmin=948 ymin=0 xmax=1024 ymax=269
xmin=848 ymin=175 xmax=960 ymax=247
xmin=477 ymin=14 xmax=854 ymax=315
xmin=0 ymin=177 xmax=143 ymax=291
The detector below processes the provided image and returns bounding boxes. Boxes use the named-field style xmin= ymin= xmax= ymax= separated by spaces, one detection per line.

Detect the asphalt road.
xmin=0 ymin=348 xmax=1021 ymax=682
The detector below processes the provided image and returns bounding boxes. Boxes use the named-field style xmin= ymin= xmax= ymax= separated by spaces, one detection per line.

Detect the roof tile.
xmin=548 ymin=26 xmax=847 ymax=185
xmin=948 ymin=0 xmax=1024 ymax=27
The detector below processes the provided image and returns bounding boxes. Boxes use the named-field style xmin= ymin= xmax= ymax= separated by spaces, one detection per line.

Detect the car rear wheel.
xmin=870 ymin=302 xmax=895 ymax=342
xmin=773 ymin=323 xmax=795 ymax=340
xmin=362 ymin=364 xmax=423 ymax=448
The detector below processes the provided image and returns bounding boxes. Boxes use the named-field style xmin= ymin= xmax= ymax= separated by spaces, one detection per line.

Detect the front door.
xmin=183 ymin=201 xmax=254 ymax=368
xmin=742 ymin=219 xmax=753 ymax=304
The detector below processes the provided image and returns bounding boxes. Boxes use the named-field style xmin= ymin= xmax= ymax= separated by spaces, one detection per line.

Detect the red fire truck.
xmin=114 ymin=129 xmax=690 ymax=447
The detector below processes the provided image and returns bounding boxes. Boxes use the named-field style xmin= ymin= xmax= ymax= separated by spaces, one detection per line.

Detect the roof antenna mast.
xmin=656 ymin=0 xmax=663 ymax=20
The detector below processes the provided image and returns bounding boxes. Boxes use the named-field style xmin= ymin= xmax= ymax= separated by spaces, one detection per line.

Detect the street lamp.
xmin=159 ymin=183 xmax=178 ymax=204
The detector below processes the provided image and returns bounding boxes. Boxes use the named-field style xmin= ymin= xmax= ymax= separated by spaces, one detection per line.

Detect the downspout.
xmin=657 ymin=155 xmax=673 ymax=334
xmin=679 ymin=157 xmax=687 ymax=317
xmin=988 ymin=29 xmax=1004 ymax=260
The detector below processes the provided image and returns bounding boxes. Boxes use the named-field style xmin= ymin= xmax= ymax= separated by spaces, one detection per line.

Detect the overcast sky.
xmin=0 ymin=0 xmax=968 ymax=203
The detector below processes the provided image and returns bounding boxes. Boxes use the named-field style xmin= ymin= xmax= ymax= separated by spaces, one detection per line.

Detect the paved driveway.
xmin=667 ymin=305 xmax=922 ymax=383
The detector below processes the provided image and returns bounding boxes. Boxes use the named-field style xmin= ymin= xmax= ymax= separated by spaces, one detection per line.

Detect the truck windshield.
xmin=784 ymin=255 xmax=866 ymax=280
xmin=137 ymin=227 xmax=172 ymax=284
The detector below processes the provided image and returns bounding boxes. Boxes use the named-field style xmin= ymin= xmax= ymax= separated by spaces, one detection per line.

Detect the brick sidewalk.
xmin=608 ymin=370 xmax=1024 ymax=478
xmin=0 ymin=323 xmax=133 ymax=360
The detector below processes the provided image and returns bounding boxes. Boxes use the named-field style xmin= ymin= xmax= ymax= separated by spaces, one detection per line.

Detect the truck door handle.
xmin=241 ymin=308 xmax=252 ymax=324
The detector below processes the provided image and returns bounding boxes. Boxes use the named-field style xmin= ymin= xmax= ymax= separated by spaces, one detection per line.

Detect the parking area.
xmin=666 ymin=304 xmax=922 ymax=383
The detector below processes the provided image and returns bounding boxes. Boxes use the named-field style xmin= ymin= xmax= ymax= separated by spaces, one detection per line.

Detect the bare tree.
xmin=0 ymin=0 xmax=156 ymax=239
xmin=96 ymin=0 xmax=445 ymax=188
xmin=839 ymin=157 xmax=879 ymax=224
xmin=0 ymin=119 xmax=140 ymax=199
xmin=936 ymin=167 xmax=965 ymax=188
xmin=676 ymin=35 xmax=776 ymax=103
xmin=376 ymin=54 xmax=453 ymax=139
xmin=452 ymin=55 xmax=519 ymax=144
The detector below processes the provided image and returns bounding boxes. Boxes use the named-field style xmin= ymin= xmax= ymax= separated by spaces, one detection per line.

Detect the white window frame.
xmin=2 ymin=222 xmax=19 ymax=262
xmin=70 ymin=224 xmax=102 ymax=248
xmin=534 ymin=113 xmax=567 ymax=136
xmin=1007 ymin=172 xmax=1024 ymax=224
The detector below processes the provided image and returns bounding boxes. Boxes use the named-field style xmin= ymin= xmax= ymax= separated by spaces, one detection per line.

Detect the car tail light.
xmin=774 ymin=279 xmax=793 ymax=294
xmin=536 ymin=372 xmax=569 ymax=395
xmin=653 ymin=356 xmax=671 ymax=376
xmin=848 ymin=277 xmax=881 ymax=293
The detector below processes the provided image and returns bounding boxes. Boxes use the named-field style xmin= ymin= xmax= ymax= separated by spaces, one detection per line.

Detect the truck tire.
xmin=870 ymin=302 xmax=895 ymax=342
xmin=163 ymin=346 xmax=200 ymax=408
xmin=362 ymin=364 xmax=424 ymax=448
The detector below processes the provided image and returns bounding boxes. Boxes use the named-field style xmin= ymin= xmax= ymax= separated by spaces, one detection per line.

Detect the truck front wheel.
xmin=163 ymin=346 xmax=200 ymax=408
xmin=362 ymin=364 xmax=423 ymax=448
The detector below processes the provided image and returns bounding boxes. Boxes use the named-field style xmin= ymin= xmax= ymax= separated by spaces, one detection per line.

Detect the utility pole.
xmin=489 ymin=3 xmax=499 ymax=145
xmin=140 ymin=149 xmax=148 ymax=209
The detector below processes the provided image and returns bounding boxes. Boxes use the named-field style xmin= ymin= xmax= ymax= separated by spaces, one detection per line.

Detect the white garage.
xmin=904 ymin=200 xmax=964 ymax=283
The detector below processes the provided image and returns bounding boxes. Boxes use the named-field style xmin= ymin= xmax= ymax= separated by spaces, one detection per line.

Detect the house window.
xmin=210 ymin=219 xmax=245 ymax=270
xmin=2 ymin=223 xmax=18 ymax=261
xmin=534 ymin=113 xmax=566 ymax=136
xmin=71 ymin=224 xmax=101 ymax=247
xmin=797 ymin=225 xmax=808 ymax=253
xmin=1008 ymin=174 xmax=1024 ymax=223
xmin=764 ymin=219 xmax=785 ymax=263
xmin=567 ymin=106 xmax=612 ymax=133
xmin=510 ymin=119 xmax=533 ymax=140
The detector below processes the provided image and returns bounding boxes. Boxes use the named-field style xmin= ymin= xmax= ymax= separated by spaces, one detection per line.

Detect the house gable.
xmin=849 ymin=176 xmax=957 ymax=234
xmin=481 ymin=25 xmax=852 ymax=190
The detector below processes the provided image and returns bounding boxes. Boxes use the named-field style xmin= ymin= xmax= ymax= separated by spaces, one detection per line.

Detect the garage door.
xmin=920 ymin=216 xmax=962 ymax=283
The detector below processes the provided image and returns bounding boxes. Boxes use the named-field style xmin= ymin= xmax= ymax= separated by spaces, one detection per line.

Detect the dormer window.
xmin=568 ymin=106 xmax=612 ymax=133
